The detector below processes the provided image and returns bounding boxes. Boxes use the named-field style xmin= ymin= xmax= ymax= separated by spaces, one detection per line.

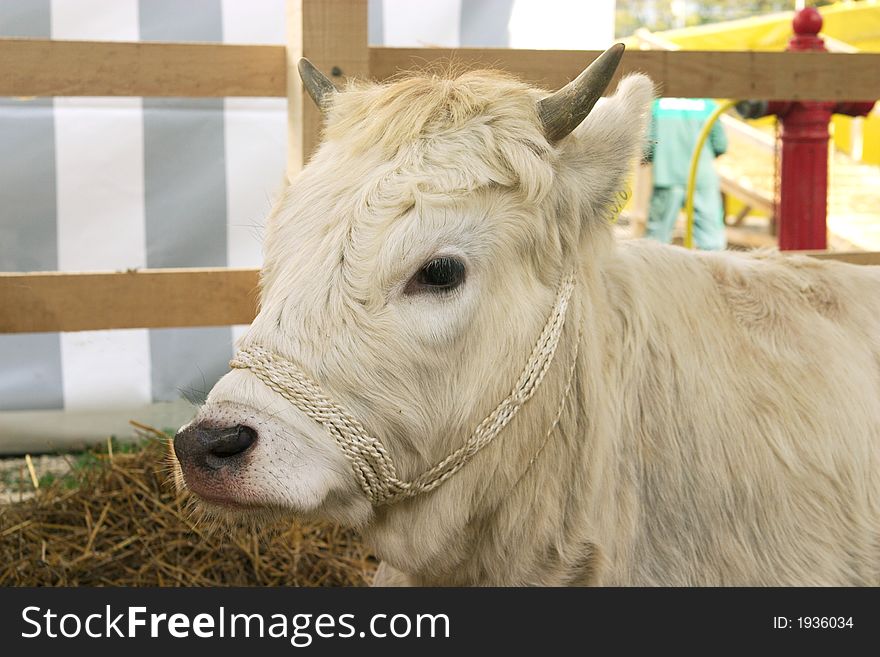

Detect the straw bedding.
xmin=0 ymin=431 xmax=375 ymax=587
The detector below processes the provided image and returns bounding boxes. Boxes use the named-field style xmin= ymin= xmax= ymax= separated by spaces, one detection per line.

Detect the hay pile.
xmin=0 ymin=435 xmax=375 ymax=586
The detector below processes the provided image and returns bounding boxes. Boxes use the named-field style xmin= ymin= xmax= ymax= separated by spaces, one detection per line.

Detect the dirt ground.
xmin=0 ymin=454 xmax=73 ymax=504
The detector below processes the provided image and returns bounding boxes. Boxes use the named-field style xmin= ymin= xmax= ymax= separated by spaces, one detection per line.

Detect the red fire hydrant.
xmin=736 ymin=7 xmax=876 ymax=251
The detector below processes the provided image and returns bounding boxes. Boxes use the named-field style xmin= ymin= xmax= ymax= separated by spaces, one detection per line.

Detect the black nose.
xmin=174 ymin=423 xmax=257 ymax=470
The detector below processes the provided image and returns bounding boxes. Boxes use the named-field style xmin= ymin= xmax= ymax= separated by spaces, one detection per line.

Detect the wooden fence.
xmin=1 ymin=0 xmax=879 ymax=335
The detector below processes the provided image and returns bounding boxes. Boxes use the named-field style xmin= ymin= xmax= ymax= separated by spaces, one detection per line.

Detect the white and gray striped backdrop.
xmin=0 ymin=0 xmax=611 ymax=451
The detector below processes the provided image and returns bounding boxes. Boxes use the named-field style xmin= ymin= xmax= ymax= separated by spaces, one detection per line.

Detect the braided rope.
xmin=512 ymin=326 xmax=582 ymax=490
xmin=230 ymin=271 xmax=576 ymax=506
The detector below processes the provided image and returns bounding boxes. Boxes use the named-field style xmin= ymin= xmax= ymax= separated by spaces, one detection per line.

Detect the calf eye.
xmin=405 ymin=256 xmax=466 ymax=294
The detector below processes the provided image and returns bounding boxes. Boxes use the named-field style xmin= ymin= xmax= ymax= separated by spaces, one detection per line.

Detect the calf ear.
xmin=556 ymin=73 xmax=655 ymax=225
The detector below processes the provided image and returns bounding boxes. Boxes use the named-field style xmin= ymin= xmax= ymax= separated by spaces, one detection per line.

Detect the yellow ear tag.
xmin=608 ymin=185 xmax=631 ymax=224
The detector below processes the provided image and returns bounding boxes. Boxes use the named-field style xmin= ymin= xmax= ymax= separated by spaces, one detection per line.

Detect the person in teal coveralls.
xmin=644 ymin=98 xmax=728 ymax=250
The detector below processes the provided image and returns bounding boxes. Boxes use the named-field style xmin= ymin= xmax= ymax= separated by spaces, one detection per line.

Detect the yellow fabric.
xmin=645 ymin=3 xmax=880 ymax=52
xmin=635 ymin=3 xmax=880 ymax=164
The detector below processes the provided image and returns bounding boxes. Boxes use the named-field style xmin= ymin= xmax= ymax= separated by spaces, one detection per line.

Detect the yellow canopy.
xmin=634 ymin=1 xmax=880 ymax=164
xmin=645 ymin=2 xmax=880 ymax=52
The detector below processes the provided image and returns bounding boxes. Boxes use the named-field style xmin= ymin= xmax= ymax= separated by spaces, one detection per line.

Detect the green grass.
xmin=3 ymin=431 xmax=175 ymax=493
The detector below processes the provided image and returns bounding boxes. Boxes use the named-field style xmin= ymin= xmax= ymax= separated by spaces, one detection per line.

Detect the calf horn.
xmin=298 ymin=58 xmax=337 ymax=110
xmin=537 ymin=43 xmax=626 ymax=142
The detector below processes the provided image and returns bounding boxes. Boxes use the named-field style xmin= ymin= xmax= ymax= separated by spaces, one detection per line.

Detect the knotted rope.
xmin=230 ymin=271 xmax=577 ymax=506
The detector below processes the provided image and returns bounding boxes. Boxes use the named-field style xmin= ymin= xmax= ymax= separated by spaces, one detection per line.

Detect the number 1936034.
xmin=774 ymin=616 xmax=854 ymax=629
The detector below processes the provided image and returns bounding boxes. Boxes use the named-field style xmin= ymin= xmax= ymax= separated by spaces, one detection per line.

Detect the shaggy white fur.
xmin=182 ymin=66 xmax=880 ymax=586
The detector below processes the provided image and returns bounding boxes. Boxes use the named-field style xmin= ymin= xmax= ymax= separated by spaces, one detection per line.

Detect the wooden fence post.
xmin=286 ymin=0 xmax=369 ymax=178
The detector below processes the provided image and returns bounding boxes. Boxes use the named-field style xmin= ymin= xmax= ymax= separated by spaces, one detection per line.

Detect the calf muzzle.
xmin=174 ymin=423 xmax=257 ymax=471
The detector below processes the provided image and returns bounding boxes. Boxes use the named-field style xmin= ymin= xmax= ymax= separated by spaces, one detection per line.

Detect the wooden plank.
xmin=720 ymin=114 xmax=775 ymax=153
xmin=0 ymin=39 xmax=880 ymax=101
xmin=801 ymin=250 xmax=880 ymax=266
xmin=287 ymin=0 xmax=369 ymax=175
xmin=2 ymin=40 xmax=877 ymax=102
xmin=725 ymin=226 xmax=778 ymax=250
xmin=724 ymin=244 xmax=880 ymax=265
xmin=2 ymin=250 xmax=876 ymax=334
xmin=0 ymin=38 xmax=285 ymax=97
xmin=0 ymin=269 xmax=260 ymax=334
xmin=720 ymin=176 xmax=775 ymax=215
xmin=369 ymin=48 xmax=880 ymax=101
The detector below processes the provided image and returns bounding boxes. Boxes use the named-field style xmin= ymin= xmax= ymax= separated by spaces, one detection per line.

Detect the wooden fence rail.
xmin=0 ymin=269 xmax=260 ymax=333
xmin=1 ymin=252 xmax=878 ymax=334
xmin=1 ymin=0 xmax=879 ymax=336
xmin=0 ymin=38 xmax=286 ymax=98
xmin=370 ymin=48 xmax=880 ymax=101
xmin=3 ymin=38 xmax=879 ymax=101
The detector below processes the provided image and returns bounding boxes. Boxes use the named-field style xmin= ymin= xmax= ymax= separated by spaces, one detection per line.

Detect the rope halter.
xmin=229 ymin=270 xmax=577 ymax=506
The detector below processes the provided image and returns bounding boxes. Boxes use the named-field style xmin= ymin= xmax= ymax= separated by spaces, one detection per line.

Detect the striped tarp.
xmin=0 ymin=0 xmax=287 ymax=449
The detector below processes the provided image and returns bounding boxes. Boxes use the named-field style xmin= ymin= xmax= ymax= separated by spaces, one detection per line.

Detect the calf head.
xmin=172 ymin=46 xmax=653 ymax=531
